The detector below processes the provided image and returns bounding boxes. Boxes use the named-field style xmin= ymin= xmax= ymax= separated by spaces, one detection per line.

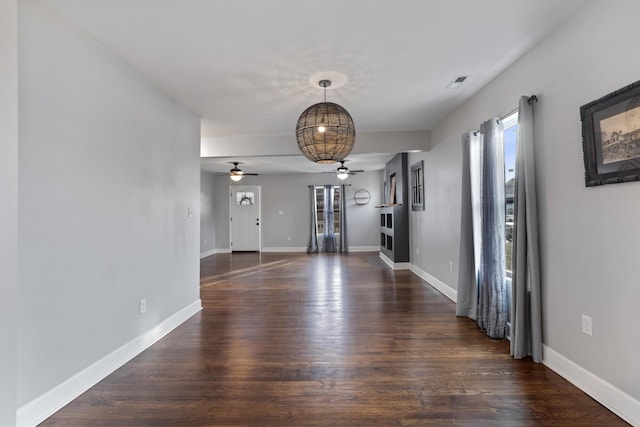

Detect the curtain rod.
xmin=472 ymin=95 xmax=538 ymax=135
xmin=308 ymin=184 xmax=352 ymax=187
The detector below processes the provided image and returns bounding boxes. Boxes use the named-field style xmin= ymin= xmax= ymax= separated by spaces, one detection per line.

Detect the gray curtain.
xmin=338 ymin=184 xmax=348 ymax=253
xmin=307 ymin=186 xmax=319 ymax=253
xmin=457 ymin=118 xmax=508 ymax=339
xmin=322 ymin=185 xmax=337 ymax=252
xmin=477 ymin=118 xmax=507 ymax=338
xmin=456 ymin=132 xmax=478 ymax=320
xmin=510 ymin=96 xmax=542 ymax=362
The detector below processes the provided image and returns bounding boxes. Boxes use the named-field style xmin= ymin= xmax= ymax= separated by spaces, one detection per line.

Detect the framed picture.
xmin=410 ymin=160 xmax=424 ymax=211
xmin=581 ymin=80 xmax=640 ymax=186
xmin=389 ymin=174 xmax=397 ymax=204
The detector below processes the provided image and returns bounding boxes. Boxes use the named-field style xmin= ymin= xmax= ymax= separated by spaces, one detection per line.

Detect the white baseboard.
xmin=17 ymin=300 xmax=203 ymax=427
xmin=543 ymin=344 xmax=640 ymax=426
xmin=349 ymin=246 xmax=380 ymax=252
xmin=200 ymin=248 xmax=232 ymax=258
xmin=261 ymin=247 xmax=307 ymax=253
xmin=261 ymin=247 xmax=378 ymax=253
xmin=200 ymin=249 xmax=216 ymax=259
xmin=409 ymin=264 xmax=458 ymax=303
xmin=379 ymin=252 xmax=410 ymax=270
xmin=210 ymin=247 xmax=378 ymax=254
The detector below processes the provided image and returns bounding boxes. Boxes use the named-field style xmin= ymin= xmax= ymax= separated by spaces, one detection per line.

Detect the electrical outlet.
xmin=139 ymin=299 xmax=146 ymax=315
xmin=416 ymin=247 xmax=420 ymax=255
xmin=187 ymin=208 xmax=193 ymax=218
xmin=449 ymin=262 xmax=453 ymax=272
xmin=581 ymin=314 xmax=592 ymax=336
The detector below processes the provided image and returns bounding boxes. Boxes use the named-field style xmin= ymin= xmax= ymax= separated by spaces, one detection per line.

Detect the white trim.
xmin=260 ymin=246 xmax=378 ymax=253
xmin=409 ymin=264 xmax=458 ymax=303
xmin=543 ymin=345 xmax=640 ymax=426
xmin=379 ymin=252 xmax=410 ymax=270
xmin=200 ymin=248 xmax=216 ymax=259
xmin=349 ymin=246 xmax=380 ymax=252
xmin=215 ymin=248 xmax=231 ymax=254
xmin=261 ymin=247 xmax=307 ymax=253
xmin=17 ymin=300 xmax=203 ymax=427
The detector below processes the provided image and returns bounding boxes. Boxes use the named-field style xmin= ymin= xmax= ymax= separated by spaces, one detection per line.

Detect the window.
xmin=236 ymin=191 xmax=254 ymax=205
xmin=410 ymin=160 xmax=424 ymax=211
xmin=315 ymin=185 xmax=341 ymax=236
xmin=503 ymin=111 xmax=518 ymax=275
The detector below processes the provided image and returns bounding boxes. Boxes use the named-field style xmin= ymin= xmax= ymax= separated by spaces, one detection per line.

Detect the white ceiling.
xmin=202 ymin=153 xmax=395 ymax=177
xmin=50 ymin=0 xmax=587 ymax=174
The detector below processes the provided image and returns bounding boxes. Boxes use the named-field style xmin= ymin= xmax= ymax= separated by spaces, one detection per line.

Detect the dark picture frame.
xmin=581 ymin=80 xmax=640 ymax=187
xmin=389 ymin=174 xmax=396 ymax=204
xmin=410 ymin=160 xmax=424 ymax=211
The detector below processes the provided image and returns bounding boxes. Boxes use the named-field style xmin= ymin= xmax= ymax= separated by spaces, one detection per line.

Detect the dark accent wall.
xmin=380 ymin=153 xmax=409 ymax=263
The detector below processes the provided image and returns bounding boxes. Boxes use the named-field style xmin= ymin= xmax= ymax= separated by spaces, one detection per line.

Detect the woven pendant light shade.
xmin=296 ymin=81 xmax=355 ymax=164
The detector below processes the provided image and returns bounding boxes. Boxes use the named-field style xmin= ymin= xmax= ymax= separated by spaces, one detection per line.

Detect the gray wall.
xmin=18 ymin=0 xmax=201 ymax=409
xmin=411 ymin=0 xmax=640 ymax=405
xmin=212 ymin=174 xmax=231 ymax=250
xmin=200 ymin=171 xmax=217 ymax=255
xmin=202 ymin=170 xmax=383 ymax=252
xmin=0 ymin=0 xmax=18 ymax=424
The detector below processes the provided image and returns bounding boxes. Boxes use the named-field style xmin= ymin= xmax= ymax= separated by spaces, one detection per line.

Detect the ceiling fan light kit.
xmin=296 ymin=79 xmax=355 ymax=164
xmin=321 ymin=160 xmax=364 ymax=180
xmin=337 ymin=160 xmax=350 ymax=180
xmin=229 ymin=162 xmax=258 ymax=181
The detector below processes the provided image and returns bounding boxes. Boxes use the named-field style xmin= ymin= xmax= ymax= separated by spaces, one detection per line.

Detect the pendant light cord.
xmin=319 ymin=79 xmax=331 ymax=103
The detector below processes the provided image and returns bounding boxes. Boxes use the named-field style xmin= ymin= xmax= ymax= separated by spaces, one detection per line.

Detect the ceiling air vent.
xmin=447 ymin=75 xmax=469 ymax=89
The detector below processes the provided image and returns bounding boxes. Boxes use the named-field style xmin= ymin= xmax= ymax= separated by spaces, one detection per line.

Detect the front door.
xmin=229 ymin=185 xmax=261 ymax=252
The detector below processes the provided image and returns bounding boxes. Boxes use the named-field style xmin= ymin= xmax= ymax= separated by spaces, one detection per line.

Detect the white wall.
xmin=0 ymin=0 xmax=18 ymax=425
xmin=200 ymin=171 xmax=217 ymax=256
xmin=412 ymin=0 xmax=640 ymax=420
xmin=344 ymin=171 xmax=384 ymax=249
xmin=17 ymin=0 xmax=201 ymax=421
xmin=206 ymin=171 xmax=383 ymax=251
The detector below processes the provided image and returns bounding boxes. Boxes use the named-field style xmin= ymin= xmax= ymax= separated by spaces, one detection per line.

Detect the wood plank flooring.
xmin=42 ymin=252 xmax=628 ymax=426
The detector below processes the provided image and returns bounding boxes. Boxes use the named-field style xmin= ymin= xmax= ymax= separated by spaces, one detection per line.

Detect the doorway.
xmin=229 ymin=185 xmax=261 ymax=252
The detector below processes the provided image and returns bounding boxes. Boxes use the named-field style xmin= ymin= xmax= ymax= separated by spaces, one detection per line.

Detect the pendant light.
xmin=295 ymin=80 xmax=355 ymax=164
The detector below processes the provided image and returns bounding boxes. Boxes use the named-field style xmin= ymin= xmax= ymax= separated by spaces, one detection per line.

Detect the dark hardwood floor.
xmin=42 ymin=252 xmax=627 ymax=426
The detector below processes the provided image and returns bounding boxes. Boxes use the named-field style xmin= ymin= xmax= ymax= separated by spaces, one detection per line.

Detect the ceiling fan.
xmin=328 ymin=160 xmax=364 ymax=180
xmin=229 ymin=162 xmax=258 ymax=182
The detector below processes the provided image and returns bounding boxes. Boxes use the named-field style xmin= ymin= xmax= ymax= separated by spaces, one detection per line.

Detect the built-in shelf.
xmin=379 ymin=153 xmax=409 ymax=264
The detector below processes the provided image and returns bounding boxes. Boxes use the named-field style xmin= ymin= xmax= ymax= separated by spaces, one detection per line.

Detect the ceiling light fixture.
xmin=295 ymin=79 xmax=355 ymax=164
xmin=230 ymin=162 xmax=244 ymax=181
xmin=229 ymin=162 xmax=258 ymax=181
xmin=336 ymin=162 xmax=350 ymax=180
